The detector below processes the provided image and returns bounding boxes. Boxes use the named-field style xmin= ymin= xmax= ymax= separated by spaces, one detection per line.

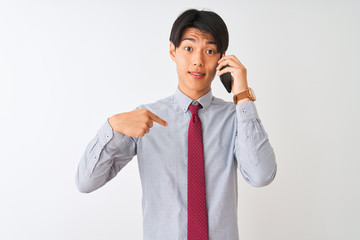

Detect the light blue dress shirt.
xmin=76 ymin=87 xmax=277 ymax=240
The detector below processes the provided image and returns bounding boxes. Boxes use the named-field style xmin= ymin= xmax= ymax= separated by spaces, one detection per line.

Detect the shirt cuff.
xmin=97 ymin=119 xmax=125 ymax=150
xmin=236 ymin=100 xmax=259 ymax=121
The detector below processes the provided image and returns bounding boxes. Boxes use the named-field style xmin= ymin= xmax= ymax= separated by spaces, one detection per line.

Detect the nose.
xmin=192 ymin=51 xmax=204 ymax=67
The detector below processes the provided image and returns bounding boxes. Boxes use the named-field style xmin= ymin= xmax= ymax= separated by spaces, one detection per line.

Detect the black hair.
xmin=169 ymin=9 xmax=229 ymax=55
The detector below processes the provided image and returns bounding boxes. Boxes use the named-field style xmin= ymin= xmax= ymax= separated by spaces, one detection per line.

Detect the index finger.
xmin=148 ymin=111 xmax=168 ymax=127
xmin=218 ymin=54 xmax=226 ymax=64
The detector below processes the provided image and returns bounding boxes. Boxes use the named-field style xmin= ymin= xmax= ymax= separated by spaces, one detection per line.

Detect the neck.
xmin=178 ymin=86 xmax=211 ymax=100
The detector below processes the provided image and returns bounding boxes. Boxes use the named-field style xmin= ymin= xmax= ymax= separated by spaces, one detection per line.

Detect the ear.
xmin=169 ymin=42 xmax=176 ymax=62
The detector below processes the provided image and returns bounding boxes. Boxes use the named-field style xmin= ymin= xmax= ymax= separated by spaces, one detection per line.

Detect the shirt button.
xmin=94 ymin=156 xmax=97 ymax=159
xmin=106 ymin=135 xmax=110 ymax=139
xmin=242 ymin=109 xmax=246 ymax=114
xmin=246 ymin=136 xmax=250 ymax=140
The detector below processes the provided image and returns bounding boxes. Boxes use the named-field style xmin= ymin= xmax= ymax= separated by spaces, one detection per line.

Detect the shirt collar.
xmin=174 ymin=87 xmax=213 ymax=113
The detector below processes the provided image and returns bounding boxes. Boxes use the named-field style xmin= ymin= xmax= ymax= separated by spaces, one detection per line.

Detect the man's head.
xmin=169 ymin=9 xmax=229 ymax=56
xmin=169 ymin=9 xmax=229 ymax=100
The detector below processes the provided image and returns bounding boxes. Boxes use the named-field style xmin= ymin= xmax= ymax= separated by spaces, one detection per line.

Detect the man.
xmin=76 ymin=9 xmax=277 ymax=240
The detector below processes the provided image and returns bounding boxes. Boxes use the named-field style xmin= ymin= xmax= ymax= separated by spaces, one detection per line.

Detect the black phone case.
xmin=220 ymin=65 xmax=232 ymax=93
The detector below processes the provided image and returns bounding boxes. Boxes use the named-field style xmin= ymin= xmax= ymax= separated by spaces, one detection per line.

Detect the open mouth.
xmin=189 ymin=71 xmax=205 ymax=79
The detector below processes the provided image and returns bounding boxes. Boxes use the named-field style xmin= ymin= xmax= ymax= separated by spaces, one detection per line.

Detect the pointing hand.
xmin=108 ymin=109 xmax=168 ymax=137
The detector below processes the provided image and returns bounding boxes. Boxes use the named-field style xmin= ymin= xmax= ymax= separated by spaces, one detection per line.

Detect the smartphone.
xmin=220 ymin=64 xmax=232 ymax=93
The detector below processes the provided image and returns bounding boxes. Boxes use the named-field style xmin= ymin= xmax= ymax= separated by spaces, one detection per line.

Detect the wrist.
xmin=108 ymin=114 xmax=124 ymax=134
xmin=108 ymin=116 xmax=116 ymax=130
xmin=232 ymin=82 xmax=248 ymax=95
xmin=233 ymin=88 xmax=256 ymax=104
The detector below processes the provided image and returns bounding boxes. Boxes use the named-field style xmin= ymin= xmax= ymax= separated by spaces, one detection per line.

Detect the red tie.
xmin=188 ymin=103 xmax=209 ymax=240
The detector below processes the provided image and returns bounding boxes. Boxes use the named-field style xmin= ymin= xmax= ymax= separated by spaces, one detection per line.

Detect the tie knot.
xmin=188 ymin=103 xmax=202 ymax=115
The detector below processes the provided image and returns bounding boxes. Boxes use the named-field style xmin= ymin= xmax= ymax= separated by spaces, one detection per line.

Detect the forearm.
xmin=75 ymin=119 xmax=133 ymax=193
xmin=234 ymin=101 xmax=277 ymax=187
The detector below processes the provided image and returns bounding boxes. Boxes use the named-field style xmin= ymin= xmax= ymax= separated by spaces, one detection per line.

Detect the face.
xmin=169 ymin=28 xmax=223 ymax=100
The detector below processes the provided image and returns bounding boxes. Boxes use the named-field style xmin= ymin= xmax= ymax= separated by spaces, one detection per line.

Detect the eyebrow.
xmin=181 ymin=37 xmax=217 ymax=45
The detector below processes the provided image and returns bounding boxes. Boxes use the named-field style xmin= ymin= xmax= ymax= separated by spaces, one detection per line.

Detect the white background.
xmin=1 ymin=0 xmax=359 ymax=239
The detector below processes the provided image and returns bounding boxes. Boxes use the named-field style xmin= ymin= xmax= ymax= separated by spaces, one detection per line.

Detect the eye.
xmin=184 ymin=46 xmax=192 ymax=51
xmin=206 ymin=49 xmax=215 ymax=54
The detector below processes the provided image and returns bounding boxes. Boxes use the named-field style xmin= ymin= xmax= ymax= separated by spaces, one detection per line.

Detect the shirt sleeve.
xmin=234 ymin=101 xmax=277 ymax=187
xmin=75 ymin=118 xmax=137 ymax=193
